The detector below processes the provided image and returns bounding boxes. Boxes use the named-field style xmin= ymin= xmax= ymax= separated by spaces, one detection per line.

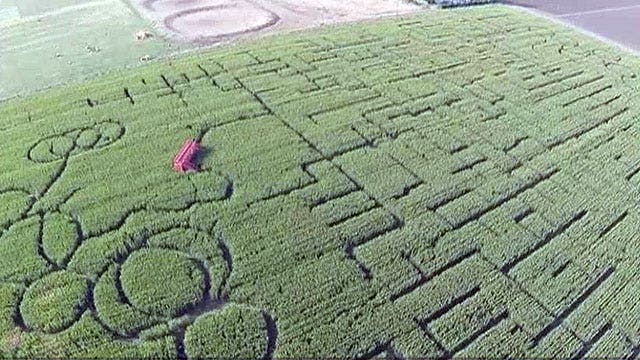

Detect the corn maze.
xmin=2 ymin=5 xmax=640 ymax=359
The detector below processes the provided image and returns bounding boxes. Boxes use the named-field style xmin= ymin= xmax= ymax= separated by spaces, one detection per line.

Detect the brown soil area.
xmin=128 ymin=0 xmax=421 ymax=44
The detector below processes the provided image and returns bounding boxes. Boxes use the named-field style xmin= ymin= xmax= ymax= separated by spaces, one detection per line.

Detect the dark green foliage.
xmin=189 ymin=172 xmax=233 ymax=202
xmin=120 ymin=249 xmax=205 ymax=317
xmin=185 ymin=304 xmax=267 ymax=360
xmin=20 ymin=271 xmax=89 ymax=333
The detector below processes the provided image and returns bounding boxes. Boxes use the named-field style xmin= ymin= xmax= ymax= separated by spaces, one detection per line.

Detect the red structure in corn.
xmin=173 ymin=139 xmax=201 ymax=173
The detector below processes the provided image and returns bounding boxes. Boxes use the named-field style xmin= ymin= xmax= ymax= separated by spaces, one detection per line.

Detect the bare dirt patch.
xmin=128 ymin=0 xmax=422 ymax=44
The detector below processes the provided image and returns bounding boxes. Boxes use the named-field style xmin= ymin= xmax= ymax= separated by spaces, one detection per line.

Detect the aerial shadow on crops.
xmin=193 ymin=146 xmax=212 ymax=171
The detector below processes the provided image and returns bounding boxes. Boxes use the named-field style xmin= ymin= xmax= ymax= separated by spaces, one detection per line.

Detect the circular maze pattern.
xmin=164 ymin=3 xmax=280 ymax=43
xmin=92 ymin=225 xmax=234 ymax=340
xmin=0 ymin=102 xmax=281 ymax=360
xmin=27 ymin=120 xmax=125 ymax=163
xmin=0 ymin=189 xmax=31 ymax=227
xmin=4 ymin=119 xmax=256 ymax=358
xmin=120 ymin=248 xmax=206 ymax=318
xmin=19 ymin=271 xmax=90 ymax=333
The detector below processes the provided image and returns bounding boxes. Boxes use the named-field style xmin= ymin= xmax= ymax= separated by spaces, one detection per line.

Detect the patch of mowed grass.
xmin=2 ymin=4 xmax=640 ymax=359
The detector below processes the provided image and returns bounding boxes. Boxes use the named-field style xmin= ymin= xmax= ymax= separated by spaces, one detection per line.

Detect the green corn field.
xmin=1 ymin=4 xmax=640 ymax=359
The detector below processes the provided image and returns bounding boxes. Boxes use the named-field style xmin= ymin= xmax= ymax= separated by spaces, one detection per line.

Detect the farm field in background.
xmin=2 ymin=4 xmax=640 ymax=359
xmin=127 ymin=0 xmax=419 ymax=44
xmin=0 ymin=0 xmax=184 ymax=100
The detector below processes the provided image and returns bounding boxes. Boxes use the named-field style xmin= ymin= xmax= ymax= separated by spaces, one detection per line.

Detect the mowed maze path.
xmin=2 ymin=5 xmax=640 ymax=359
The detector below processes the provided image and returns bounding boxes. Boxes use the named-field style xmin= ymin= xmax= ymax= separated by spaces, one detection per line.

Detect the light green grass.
xmin=2 ymin=4 xmax=640 ymax=358
xmin=0 ymin=0 xmax=185 ymax=100
xmin=13 ymin=0 xmax=93 ymax=16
